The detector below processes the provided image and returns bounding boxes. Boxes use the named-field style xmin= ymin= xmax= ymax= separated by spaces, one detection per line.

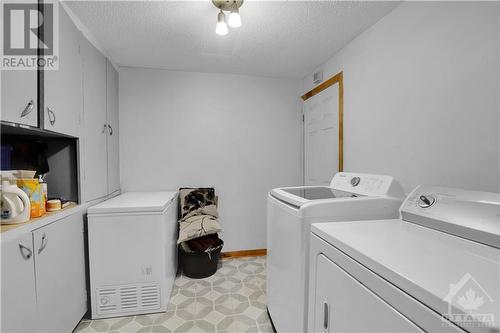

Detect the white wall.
xmin=498 ymin=2 xmax=500 ymax=193
xmin=119 ymin=68 xmax=302 ymax=251
xmin=303 ymin=1 xmax=500 ymax=193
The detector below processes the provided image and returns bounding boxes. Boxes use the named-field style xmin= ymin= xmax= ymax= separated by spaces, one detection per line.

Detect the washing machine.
xmin=267 ymin=172 xmax=405 ymax=333
xmin=308 ymin=185 xmax=500 ymax=333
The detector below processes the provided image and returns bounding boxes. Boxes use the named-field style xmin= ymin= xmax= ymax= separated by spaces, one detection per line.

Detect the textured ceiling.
xmin=65 ymin=1 xmax=400 ymax=78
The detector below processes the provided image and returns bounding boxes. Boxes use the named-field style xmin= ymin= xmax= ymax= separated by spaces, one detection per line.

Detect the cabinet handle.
xmin=18 ymin=243 xmax=33 ymax=260
xmin=38 ymin=233 xmax=48 ymax=254
xmin=323 ymin=301 xmax=330 ymax=331
xmin=107 ymin=124 xmax=113 ymax=136
xmin=21 ymin=100 xmax=34 ymax=117
xmin=47 ymin=107 xmax=56 ymax=125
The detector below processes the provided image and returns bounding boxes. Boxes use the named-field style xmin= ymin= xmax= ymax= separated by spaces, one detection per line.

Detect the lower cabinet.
xmin=312 ymin=254 xmax=422 ymax=333
xmin=0 ymin=233 xmax=37 ymax=333
xmin=1 ymin=212 xmax=87 ymax=333
xmin=33 ymin=212 xmax=87 ymax=332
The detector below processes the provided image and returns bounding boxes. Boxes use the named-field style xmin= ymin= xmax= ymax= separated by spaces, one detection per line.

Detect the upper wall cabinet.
xmin=106 ymin=60 xmax=120 ymax=194
xmin=44 ymin=5 xmax=82 ymax=137
xmin=1 ymin=8 xmax=37 ymax=128
xmin=1 ymin=70 xmax=38 ymax=127
xmin=81 ymin=37 xmax=108 ymax=201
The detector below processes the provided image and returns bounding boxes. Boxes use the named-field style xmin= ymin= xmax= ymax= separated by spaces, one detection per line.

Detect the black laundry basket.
xmin=179 ymin=241 xmax=224 ymax=279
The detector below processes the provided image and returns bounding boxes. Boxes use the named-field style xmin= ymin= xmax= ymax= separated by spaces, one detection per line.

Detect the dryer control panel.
xmin=330 ymin=172 xmax=405 ymax=199
xmin=401 ymin=185 xmax=500 ymax=248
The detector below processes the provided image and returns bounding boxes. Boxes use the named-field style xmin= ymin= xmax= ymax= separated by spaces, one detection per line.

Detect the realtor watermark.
xmin=1 ymin=0 xmax=59 ymax=70
xmin=442 ymin=272 xmax=497 ymax=329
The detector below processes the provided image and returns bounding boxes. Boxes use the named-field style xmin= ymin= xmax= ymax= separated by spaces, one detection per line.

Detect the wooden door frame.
xmin=301 ymin=71 xmax=344 ymax=173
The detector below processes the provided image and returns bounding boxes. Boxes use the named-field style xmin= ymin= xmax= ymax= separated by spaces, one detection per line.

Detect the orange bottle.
xmin=17 ymin=178 xmax=44 ymax=218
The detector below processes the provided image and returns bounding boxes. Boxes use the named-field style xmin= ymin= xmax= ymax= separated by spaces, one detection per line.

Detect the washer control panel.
xmin=330 ymin=172 xmax=404 ymax=198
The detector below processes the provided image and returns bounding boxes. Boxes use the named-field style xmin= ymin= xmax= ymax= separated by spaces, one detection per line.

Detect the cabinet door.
xmin=81 ymin=36 xmax=108 ymax=201
xmin=106 ymin=59 xmax=120 ymax=194
xmin=44 ymin=5 xmax=82 ymax=136
xmin=313 ymin=254 xmax=422 ymax=333
xmin=33 ymin=212 xmax=86 ymax=333
xmin=1 ymin=70 xmax=38 ymax=127
xmin=0 ymin=233 xmax=37 ymax=333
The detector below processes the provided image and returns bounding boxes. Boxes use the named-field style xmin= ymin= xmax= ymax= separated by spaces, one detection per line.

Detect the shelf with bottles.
xmin=1 ymin=125 xmax=80 ymax=234
xmin=0 ymin=202 xmax=79 ymax=233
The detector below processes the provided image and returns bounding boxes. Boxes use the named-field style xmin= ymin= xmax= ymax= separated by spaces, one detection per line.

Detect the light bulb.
xmin=216 ymin=10 xmax=228 ymax=36
xmin=216 ymin=21 xmax=228 ymax=35
xmin=228 ymin=9 xmax=241 ymax=28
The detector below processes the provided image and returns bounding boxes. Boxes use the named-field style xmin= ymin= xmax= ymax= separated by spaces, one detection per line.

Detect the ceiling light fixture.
xmin=212 ymin=0 xmax=243 ymax=35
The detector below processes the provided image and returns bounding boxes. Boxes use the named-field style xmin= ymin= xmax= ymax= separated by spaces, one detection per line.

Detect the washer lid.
xmin=270 ymin=186 xmax=361 ymax=207
xmin=312 ymin=219 xmax=500 ymax=333
xmin=88 ymin=191 xmax=178 ymax=214
xmin=271 ymin=172 xmax=405 ymax=207
xmin=279 ymin=187 xmax=358 ymax=200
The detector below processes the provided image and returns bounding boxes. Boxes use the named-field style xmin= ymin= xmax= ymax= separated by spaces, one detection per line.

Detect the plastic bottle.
xmin=0 ymin=177 xmax=31 ymax=224
xmin=38 ymin=175 xmax=48 ymax=214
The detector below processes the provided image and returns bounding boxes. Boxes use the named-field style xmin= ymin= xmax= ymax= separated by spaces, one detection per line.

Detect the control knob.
xmin=418 ymin=195 xmax=436 ymax=208
xmin=350 ymin=177 xmax=361 ymax=187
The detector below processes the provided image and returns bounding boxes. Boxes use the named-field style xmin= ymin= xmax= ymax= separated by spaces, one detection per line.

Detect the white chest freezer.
xmin=87 ymin=191 xmax=178 ymax=319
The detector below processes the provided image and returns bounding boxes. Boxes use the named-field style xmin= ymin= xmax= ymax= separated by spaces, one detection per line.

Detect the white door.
xmin=313 ymin=254 xmax=422 ymax=333
xmin=0 ymin=233 xmax=37 ymax=333
xmin=82 ymin=36 xmax=108 ymax=201
xmin=44 ymin=5 xmax=82 ymax=136
xmin=106 ymin=59 xmax=120 ymax=194
xmin=304 ymin=85 xmax=339 ymax=185
xmin=33 ymin=213 xmax=87 ymax=333
xmin=1 ymin=70 xmax=38 ymax=127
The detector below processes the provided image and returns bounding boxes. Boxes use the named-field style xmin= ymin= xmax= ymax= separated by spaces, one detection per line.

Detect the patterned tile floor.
xmin=74 ymin=256 xmax=274 ymax=333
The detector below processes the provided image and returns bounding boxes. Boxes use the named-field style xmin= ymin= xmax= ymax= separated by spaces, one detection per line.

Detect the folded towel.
xmin=178 ymin=213 xmax=222 ymax=244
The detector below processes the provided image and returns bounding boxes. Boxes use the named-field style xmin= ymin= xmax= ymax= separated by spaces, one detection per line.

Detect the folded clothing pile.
xmin=178 ymin=188 xmax=223 ymax=254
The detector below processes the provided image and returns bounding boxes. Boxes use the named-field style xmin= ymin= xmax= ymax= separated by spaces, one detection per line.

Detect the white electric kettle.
xmin=1 ymin=178 xmax=31 ymax=224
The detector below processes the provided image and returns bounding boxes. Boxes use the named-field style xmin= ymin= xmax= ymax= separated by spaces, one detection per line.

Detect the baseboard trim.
xmin=221 ymin=249 xmax=267 ymax=258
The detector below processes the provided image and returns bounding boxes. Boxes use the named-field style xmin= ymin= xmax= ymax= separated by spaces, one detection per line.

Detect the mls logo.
xmin=442 ymin=272 xmax=497 ymax=329
xmin=1 ymin=0 xmax=58 ymax=69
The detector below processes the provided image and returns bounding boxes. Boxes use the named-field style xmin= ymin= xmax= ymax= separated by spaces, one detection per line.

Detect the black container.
xmin=179 ymin=241 xmax=224 ymax=279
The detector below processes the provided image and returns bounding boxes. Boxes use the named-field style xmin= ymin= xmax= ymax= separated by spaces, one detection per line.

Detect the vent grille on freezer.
xmin=96 ymin=283 xmax=160 ymax=315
